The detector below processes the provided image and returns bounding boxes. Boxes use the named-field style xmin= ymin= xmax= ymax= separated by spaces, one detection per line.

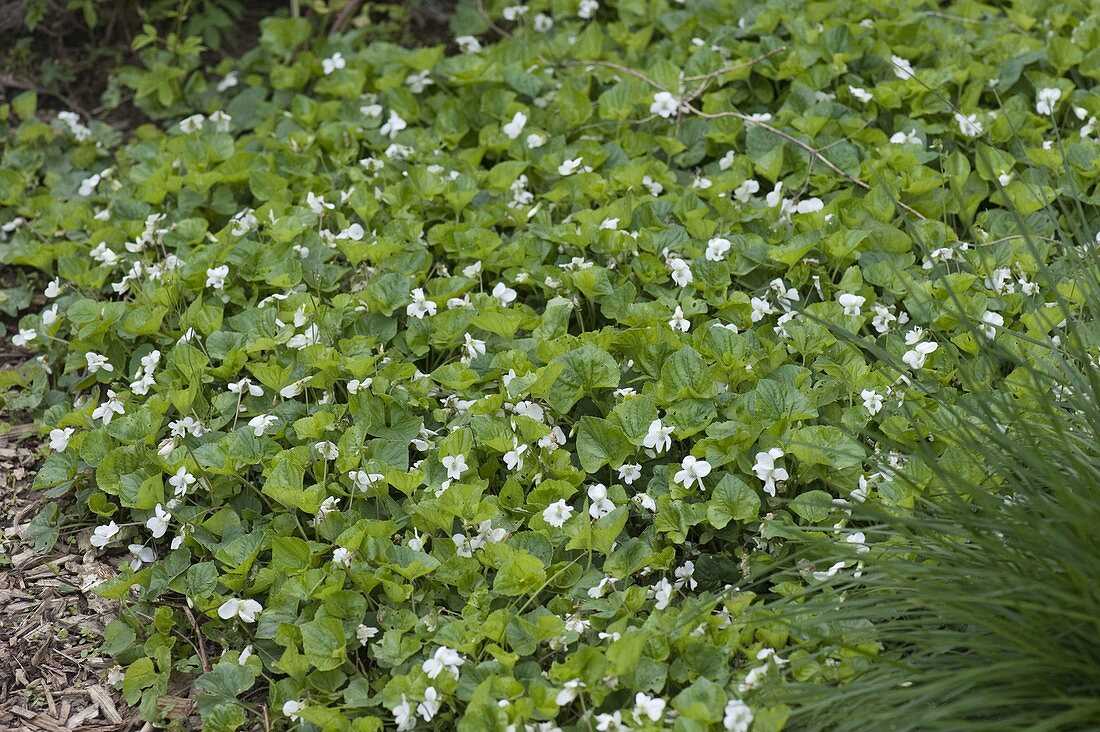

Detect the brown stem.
xmin=329 ymin=0 xmax=363 ymax=36
xmin=182 ymin=604 xmax=211 ymax=673
xmin=475 ymin=0 xmax=515 ymax=40
xmin=0 ymin=74 xmax=95 ymax=121
xmin=684 ymin=102 xmax=929 ymax=221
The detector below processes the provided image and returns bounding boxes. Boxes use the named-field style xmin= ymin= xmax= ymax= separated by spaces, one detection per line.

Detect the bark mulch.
xmin=0 ymin=423 xmax=147 ymax=731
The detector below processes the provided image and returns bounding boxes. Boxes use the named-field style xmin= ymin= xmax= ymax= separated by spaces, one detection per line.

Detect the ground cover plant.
xmin=2 ymin=0 xmax=1100 ymax=729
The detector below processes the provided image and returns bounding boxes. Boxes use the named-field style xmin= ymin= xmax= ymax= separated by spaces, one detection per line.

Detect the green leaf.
xmin=493 ymin=549 xmax=546 ymax=597
xmin=707 ymin=475 xmax=761 ymax=528
xmin=548 ymin=344 xmax=620 ymax=412
xmin=576 ymin=416 xmax=632 ymax=473
xmin=789 ymin=490 xmax=833 ymax=522
xmin=299 ymin=617 xmax=347 ymax=671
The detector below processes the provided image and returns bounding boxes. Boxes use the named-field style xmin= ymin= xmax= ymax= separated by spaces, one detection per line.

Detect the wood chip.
xmin=86 ymin=686 xmax=121 ymax=724
xmin=1 ymin=422 xmax=137 ymax=732
xmin=64 ymin=705 xmax=99 ymax=728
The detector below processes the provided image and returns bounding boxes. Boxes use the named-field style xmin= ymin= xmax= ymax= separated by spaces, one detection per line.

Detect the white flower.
xmin=723 ymin=699 xmax=754 ymax=732
xmin=556 ymin=679 xmax=585 ymax=706
xmin=588 ymin=575 xmax=617 ymax=599
xmin=847 ymin=531 xmax=870 ymax=554
xmin=92 ymin=390 xmax=125 ymax=424
xmin=209 ymin=110 xmax=232 ymax=132
xmin=588 ymin=483 xmax=615 ymax=518
xmin=652 ymin=577 xmax=674 ymax=610
xmin=337 ymin=223 xmax=365 ymax=240
xmin=543 ymin=499 xmax=574 ymax=528
xmin=753 ymin=447 xmax=788 ymax=496
xmin=719 ymin=150 xmax=737 ymax=170
xmin=349 ymin=470 xmax=385 ymax=492
xmin=12 ymin=328 xmax=35 ymax=347
xmin=85 ymin=352 xmax=113 ymax=373
xmin=406 ymin=288 xmax=437 ymax=319
xmin=422 ymin=646 xmax=465 ymax=679
xmin=49 ymin=427 xmax=74 ymax=452
xmin=405 ymin=70 xmax=433 ymax=93
xmin=902 ymin=341 xmax=938 ymax=369
xmin=849 ymin=85 xmax=873 ymax=104
xmin=314 ymin=496 xmax=340 ymax=524
xmin=456 ymin=35 xmax=482 ymax=53
xmin=797 ymin=197 xmax=823 ymax=214
xmin=169 ymin=467 xmax=197 ymax=497
xmin=1036 ymin=87 xmax=1061 ymax=116
xmin=238 ymin=645 xmax=253 ymax=664
xmin=706 ymin=237 xmax=731 ymax=262
xmin=618 ymin=463 xmax=642 ymax=485
xmin=955 ymin=112 xmax=983 ymax=137
xmin=78 ymin=173 xmax=101 ymax=197
xmin=526 ymin=132 xmax=547 ymax=148
xmin=442 ymin=454 xmax=468 ymax=481
xmin=890 ymin=55 xmax=915 ymax=80
xmin=674 ymin=456 xmax=712 ymax=490
xmin=282 ymin=700 xmax=305 ymax=721
xmin=146 ymin=504 xmax=171 ymax=538
xmin=734 ymin=179 xmax=760 ymax=202
xmin=650 ymin=91 xmax=680 ymax=118
xmin=417 ymin=687 xmax=441 ymax=722
xmin=812 ymin=560 xmax=847 ymax=581
xmin=890 ymin=129 xmax=921 ymax=145
xmin=44 ymin=278 xmax=62 ymax=298
xmin=463 ymin=332 xmax=486 ymax=360
xmin=205 ymin=265 xmax=229 ymax=290
xmin=230 ymin=209 xmax=257 ymax=236
xmin=643 ymin=419 xmax=674 ymax=453
xmin=838 ymin=292 xmax=866 ymax=316
xmin=513 ymin=401 xmax=545 ymax=422
xmin=539 ymin=425 xmax=567 ymax=451
xmin=393 ymin=695 xmax=415 ymax=731
xmin=502 ymin=4 xmax=528 ymax=20
xmin=504 ymin=440 xmax=528 ymax=471
xmin=217 ymin=597 xmax=263 ymax=623
xmin=128 ymin=543 xmax=156 ymax=571
xmin=577 ymin=0 xmax=599 ymax=19
xmin=534 ymin=12 xmax=554 ymax=31
xmin=90 ymin=521 xmax=120 ymax=548
xmin=356 ymin=624 xmax=379 ymax=646
xmin=595 ymin=711 xmax=627 ymax=731
xmin=503 ymin=111 xmax=528 ymax=139
xmin=668 ymin=305 xmax=690 ymax=332
xmin=634 ymin=693 xmax=666 ymax=723
xmin=861 ymin=389 xmax=884 ymax=416
xmin=333 ymin=547 xmax=353 ymax=566
xmin=558 ymin=157 xmax=584 ymax=176
xmin=674 ymin=560 xmax=697 ymax=590
xmin=668 ymin=257 xmax=693 ymax=287
xmin=493 ymin=281 xmax=518 ymax=306
xmin=228 ymin=378 xmax=264 ymax=397
xmin=247 ymin=414 xmax=277 ymax=436
xmin=216 ymin=71 xmax=238 ymax=91
xmin=380 ymin=110 xmax=407 ymax=139
xmin=981 ymin=310 xmax=1004 ymax=339
xmin=315 ymin=441 xmax=339 ymax=460
xmin=179 ymin=114 xmax=205 ymax=133
xmin=306 ymin=191 xmax=333 ymax=215
xmin=750 ymin=296 xmax=775 ymax=322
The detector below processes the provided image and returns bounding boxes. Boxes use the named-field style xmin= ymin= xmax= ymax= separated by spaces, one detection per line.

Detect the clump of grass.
xmin=759 ymin=234 xmax=1100 ymax=730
